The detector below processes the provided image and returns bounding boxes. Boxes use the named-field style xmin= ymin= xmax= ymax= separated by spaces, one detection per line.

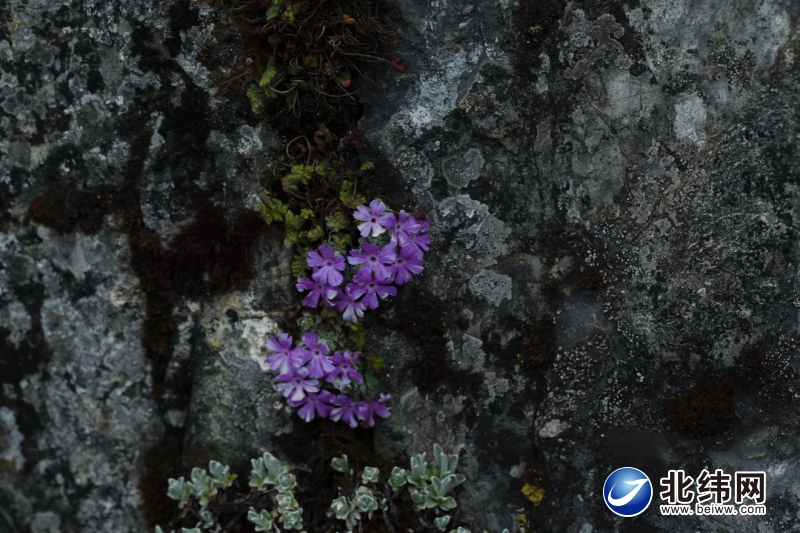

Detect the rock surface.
xmin=2 ymin=0 xmax=800 ymax=531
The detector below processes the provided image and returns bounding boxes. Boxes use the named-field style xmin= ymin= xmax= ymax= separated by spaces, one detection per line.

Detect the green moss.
xmin=302 ymin=224 xmax=324 ymax=241
xmin=326 ymin=211 xmax=349 ymax=231
xmin=291 ymin=248 xmax=310 ymax=278
xmin=247 ymin=85 xmax=267 ymax=113
xmin=259 ymin=197 xmax=288 ymax=224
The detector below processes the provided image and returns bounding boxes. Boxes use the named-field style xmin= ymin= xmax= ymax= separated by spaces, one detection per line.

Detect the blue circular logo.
xmin=603 ymin=467 xmax=653 ymax=517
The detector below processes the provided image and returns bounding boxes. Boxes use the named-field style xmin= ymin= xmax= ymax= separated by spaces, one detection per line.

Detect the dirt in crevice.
xmin=663 ymin=375 xmax=742 ymax=439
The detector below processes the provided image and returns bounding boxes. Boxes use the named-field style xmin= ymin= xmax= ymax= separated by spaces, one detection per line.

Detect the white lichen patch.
xmin=0 ymin=407 xmax=25 ymax=470
xmin=539 ymin=418 xmax=570 ymax=438
xmin=0 ymin=300 xmax=31 ymax=348
xmin=199 ymin=291 xmax=281 ymax=370
xmin=451 ymin=333 xmax=486 ymax=372
xmin=469 ymin=269 xmax=512 ymax=306
xmin=442 ymin=147 xmax=484 ymax=188
xmin=674 ymin=93 xmax=708 ymax=147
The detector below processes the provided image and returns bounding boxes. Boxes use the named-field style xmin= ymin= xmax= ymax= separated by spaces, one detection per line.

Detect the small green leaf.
xmin=279 ymin=508 xmax=303 ymax=530
xmin=434 ymin=515 xmax=451 ymax=531
xmin=247 ymin=507 xmax=273 ymax=532
xmin=330 ymin=496 xmax=353 ymax=520
xmin=361 ymin=466 xmax=380 ymax=484
xmin=343 ymin=320 xmax=366 ymax=349
xmin=331 ymin=232 xmax=351 ymax=250
xmin=285 ymin=210 xmax=306 ymax=231
xmin=276 ymin=492 xmax=298 ymax=511
xmin=259 ymin=60 xmax=279 ymax=89
xmin=363 ymin=368 xmax=378 ymax=394
xmin=291 ymin=248 xmax=310 ymax=279
xmin=266 ymin=0 xmax=281 ymax=21
xmin=331 ymin=455 xmax=349 ymax=473
xmin=276 ymin=472 xmax=297 ymax=493
xmin=301 ymin=224 xmax=323 ymax=242
xmin=259 ymin=198 xmax=288 ymax=224
xmin=358 ymin=161 xmax=375 ymax=173
xmin=247 ymin=84 xmax=266 ymax=113
xmin=167 ymin=477 xmax=192 ymax=508
xmin=325 ymin=211 xmax=350 ymax=231
xmin=388 ymin=466 xmax=407 ymax=491
xmin=354 ymin=486 xmax=378 ymax=512
xmin=200 ymin=510 xmax=215 ymax=529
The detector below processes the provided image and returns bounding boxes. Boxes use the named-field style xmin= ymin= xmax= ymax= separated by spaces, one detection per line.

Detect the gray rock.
xmin=3 ymin=0 xmax=800 ymax=531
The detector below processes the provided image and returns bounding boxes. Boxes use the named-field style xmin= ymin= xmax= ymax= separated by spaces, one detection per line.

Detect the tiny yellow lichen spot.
xmin=528 ymin=25 xmax=542 ymax=34
xmin=522 ymin=483 xmax=545 ymax=506
xmin=517 ymin=513 xmax=530 ymax=532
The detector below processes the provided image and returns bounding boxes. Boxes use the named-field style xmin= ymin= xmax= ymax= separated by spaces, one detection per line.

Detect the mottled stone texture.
xmin=1 ymin=0 xmax=800 ymax=532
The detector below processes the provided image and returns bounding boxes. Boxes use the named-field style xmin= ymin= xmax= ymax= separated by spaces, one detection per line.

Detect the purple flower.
xmin=353 ymin=200 xmax=392 ymax=238
xmin=265 ymin=334 xmax=305 ymax=374
xmin=347 ymin=242 xmax=396 ymax=280
xmin=307 ymin=245 xmax=345 ymax=286
xmin=397 ymin=221 xmax=430 ymax=252
xmin=350 ymin=268 xmax=397 ymax=309
xmin=390 ymin=244 xmax=424 ymax=285
xmin=296 ymin=277 xmax=338 ymax=308
xmin=275 ymin=366 xmax=319 ymax=402
xmin=288 ymin=390 xmax=335 ymax=422
xmin=301 ymin=332 xmax=335 ymax=379
xmin=358 ymin=393 xmax=392 ymax=427
xmin=327 ymin=351 xmax=364 ymax=387
xmin=330 ymin=394 xmax=362 ymax=428
xmin=335 ymin=285 xmax=366 ymax=323
xmin=385 ymin=210 xmax=421 ymax=241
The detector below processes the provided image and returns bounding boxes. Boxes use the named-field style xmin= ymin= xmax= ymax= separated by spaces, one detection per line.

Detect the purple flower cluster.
xmin=265 ymin=332 xmax=392 ymax=427
xmin=296 ymin=201 xmax=429 ymax=322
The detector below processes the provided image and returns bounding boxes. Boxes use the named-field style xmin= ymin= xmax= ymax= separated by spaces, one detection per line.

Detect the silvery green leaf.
xmin=167 ymin=477 xmax=192 ymax=508
xmin=247 ymin=507 xmax=273 ymax=532
xmin=378 ymin=498 xmax=388 ymax=511
xmin=430 ymin=476 xmax=444 ymax=497
xmin=276 ymin=492 xmax=297 ymax=511
xmin=433 ymin=444 xmax=459 ymax=477
xmin=433 ymin=515 xmax=451 ymax=531
xmin=331 ymin=455 xmax=349 ymax=473
xmin=154 ymin=526 xmax=171 ymax=533
xmin=501 ymin=530 xmax=509 ymax=533
xmin=208 ymin=461 xmax=226 ymax=480
xmin=280 ymin=509 xmax=304 ymax=530
xmin=181 ymin=529 xmax=201 ymax=533
xmin=411 ymin=489 xmax=429 ymax=507
xmin=276 ymin=472 xmax=297 ymax=493
xmin=200 ymin=510 xmax=215 ymax=529
xmin=440 ymin=474 xmax=457 ymax=495
xmin=452 ymin=473 xmax=466 ymax=487
xmin=330 ymin=496 xmax=353 ymax=519
xmin=250 ymin=457 xmax=269 ymax=490
xmin=263 ymin=452 xmax=287 ymax=477
xmin=388 ymin=466 xmax=407 ymax=491
xmin=361 ymin=466 xmax=379 ymax=484
xmin=353 ymin=487 xmax=378 ymax=512
xmin=449 ymin=528 xmax=471 ymax=533
xmin=409 ymin=453 xmax=428 ymax=480
xmin=208 ymin=460 xmax=237 ymax=488
xmin=437 ymin=496 xmax=457 ymax=511
xmin=188 ymin=468 xmax=218 ymax=506
xmin=188 ymin=468 xmax=217 ymax=505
